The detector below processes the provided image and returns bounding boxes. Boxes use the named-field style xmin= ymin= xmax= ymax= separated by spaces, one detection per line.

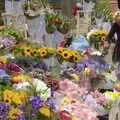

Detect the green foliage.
xmin=0 ymin=26 xmax=24 ymax=41
xmin=94 ymin=0 xmax=113 ymax=22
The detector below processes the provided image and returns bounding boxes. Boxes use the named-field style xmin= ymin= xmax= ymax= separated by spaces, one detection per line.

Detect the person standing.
xmin=107 ymin=11 xmax=120 ymax=63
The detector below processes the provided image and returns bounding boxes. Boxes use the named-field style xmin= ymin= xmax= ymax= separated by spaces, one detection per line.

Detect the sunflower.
xmin=31 ymin=49 xmax=38 ymax=57
xmin=8 ymin=108 xmax=23 ymax=120
xmin=71 ymin=50 xmax=80 ymax=56
xmin=23 ymin=47 xmax=33 ymax=56
xmin=56 ymin=47 xmax=65 ymax=55
xmin=73 ymin=55 xmax=80 ymax=63
xmin=4 ymin=90 xmax=14 ymax=99
xmin=47 ymin=48 xmax=55 ymax=55
xmin=4 ymin=98 xmax=12 ymax=104
xmin=62 ymin=51 xmax=71 ymax=60
xmin=0 ymin=56 xmax=8 ymax=64
xmin=39 ymin=48 xmax=47 ymax=57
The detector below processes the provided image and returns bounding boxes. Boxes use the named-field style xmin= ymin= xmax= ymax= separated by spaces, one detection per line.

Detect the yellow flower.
xmin=115 ymin=83 xmax=120 ymax=88
xmin=71 ymin=50 xmax=80 ymax=56
xmin=12 ymin=95 xmax=22 ymax=105
xmin=70 ymin=74 xmax=79 ymax=81
xmin=0 ymin=56 xmax=7 ymax=64
xmin=56 ymin=47 xmax=65 ymax=55
xmin=47 ymin=48 xmax=55 ymax=54
xmin=23 ymin=46 xmax=33 ymax=56
xmin=84 ymin=67 xmax=91 ymax=75
xmin=39 ymin=106 xmax=51 ymax=117
xmin=4 ymin=98 xmax=12 ymax=104
xmin=8 ymin=108 xmax=22 ymax=120
xmin=4 ymin=90 xmax=14 ymax=99
xmin=62 ymin=51 xmax=71 ymax=60
xmin=31 ymin=49 xmax=38 ymax=57
xmin=19 ymin=91 xmax=28 ymax=101
xmin=11 ymin=74 xmax=31 ymax=83
xmin=61 ymin=97 xmax=71 ymax=105
xmin=39 ymin=48 xmax=47 ymax=57
xmin=72 ymin=116 xmax=79 ymax=120
xmin=73 ymin=55 xmax=80 ymax=62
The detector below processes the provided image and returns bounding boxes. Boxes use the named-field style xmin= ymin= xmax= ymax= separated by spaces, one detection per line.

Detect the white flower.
xmin=34 ymin=79 xmax=51 ymax=100
xmin=87 ymin=29 xmax=96 ymax=40
xmin=14 ymin=79 xmax=51 ymax=100
xmin=91 ymin=51 xmax=102 ymax=56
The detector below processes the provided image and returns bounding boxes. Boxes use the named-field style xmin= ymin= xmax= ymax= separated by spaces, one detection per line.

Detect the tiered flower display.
xmin=0 ymin=15 xmax=118 ymax=120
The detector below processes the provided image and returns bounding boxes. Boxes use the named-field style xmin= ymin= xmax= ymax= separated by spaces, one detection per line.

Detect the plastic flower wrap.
xmin=70 ymin=35 xmax=90 ymax=51
xmin=104 ymin=91 xmax=120 ymax=109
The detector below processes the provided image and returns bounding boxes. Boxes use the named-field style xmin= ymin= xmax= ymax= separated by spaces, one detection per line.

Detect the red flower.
xmin=60 ymin=111 xmax=72 ymax=120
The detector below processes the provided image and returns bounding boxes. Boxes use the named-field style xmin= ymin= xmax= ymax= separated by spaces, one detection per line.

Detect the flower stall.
xmin=0 ymin=0 xmax=119 ymax=120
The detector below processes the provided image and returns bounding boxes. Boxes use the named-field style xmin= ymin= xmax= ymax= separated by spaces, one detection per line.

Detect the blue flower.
xmin=0 ymin=103 xmax=10 ymax=119
xmin=46 ymin=98 xmax=55 ymax=109
xmin=30 ymin=96 xmax=43 ymax=110
xmin=17 ymin=114 xmax=25 ymax=120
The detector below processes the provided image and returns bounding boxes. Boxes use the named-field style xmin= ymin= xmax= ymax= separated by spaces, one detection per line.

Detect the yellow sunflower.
xmin=71 ymin=50 xmax=80 ymax=56
xmin=0 ymin=56 xmax=7 ymax=64
xmin=4 ymin=90 xmax=14 ymax=99
xmin=31 ymin=49 xmax=38 ymax=57
xmin=56 ymin=47 xmax=65 ymax=55
xmin=8 ymin=108 xmax=23 ymax=120
xmin=47 ymin=48 xmax=55 ymax=55
xmin=4 ymin=98 xmax=12 ymax=104
xmin=73 ymin=55 xmax=80 ymax=62
xmin=23 ymin=47 xmax=33 ymax=56
xmin=39 ymin=48 xmax=47 ymax=57
xmin=62 ymin=51 xmax=71 ymax=60
xmin=12 ymin=95 xmax=22 ymax=105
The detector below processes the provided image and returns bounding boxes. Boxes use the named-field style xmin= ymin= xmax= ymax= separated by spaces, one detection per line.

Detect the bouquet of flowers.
xmin=56 ymin=47 xmax=82 ymax=63
xmin=87 ymin=29 xmax=109 ymax=54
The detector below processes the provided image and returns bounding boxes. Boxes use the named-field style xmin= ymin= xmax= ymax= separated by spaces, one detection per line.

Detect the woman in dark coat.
xmin=107 ymin=11 xmax=120 ymax=63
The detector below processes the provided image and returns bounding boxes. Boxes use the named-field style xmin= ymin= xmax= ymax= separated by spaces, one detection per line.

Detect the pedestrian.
xmin=106 ymin=11 xmax=120 ymax=81
xmin=106 ymin=11 xmax=120 ymax=63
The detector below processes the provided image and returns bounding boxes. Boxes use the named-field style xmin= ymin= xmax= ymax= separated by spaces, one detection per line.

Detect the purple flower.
xmin=46 ymin=98 xmax=55 ymax=109
xmin=34 ymin=63 xmax=48 ymax=71
xmin=2 ymin=36 xmax=14 ymax=48
xmin=30 ymin=96 xmax=43 ymax=110
xmin=17 ymin=114 xmax=25 ymax=120
xmin=0 ymin=103 xmax=10 ymax=119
